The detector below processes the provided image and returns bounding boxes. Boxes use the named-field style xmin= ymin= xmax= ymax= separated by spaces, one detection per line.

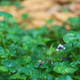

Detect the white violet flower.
xmin=56 ymin=44 xmax=65 ymax=51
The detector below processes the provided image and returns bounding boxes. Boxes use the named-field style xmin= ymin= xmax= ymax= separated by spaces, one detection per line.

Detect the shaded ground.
xmin=0 ymin=0 xmax=80 ymax=29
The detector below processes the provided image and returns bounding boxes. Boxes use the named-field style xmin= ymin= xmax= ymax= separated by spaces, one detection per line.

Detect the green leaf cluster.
xmin=0 ymin=11 xmax=80 ymax=80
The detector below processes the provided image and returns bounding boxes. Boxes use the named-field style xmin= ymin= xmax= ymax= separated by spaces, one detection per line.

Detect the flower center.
xmin=58 ymin=47 xmax=63 ymax=49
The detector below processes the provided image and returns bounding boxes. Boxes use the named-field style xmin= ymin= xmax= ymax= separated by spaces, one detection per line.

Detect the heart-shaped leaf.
xmin=63 ymin=32 xmax=80 ymax=43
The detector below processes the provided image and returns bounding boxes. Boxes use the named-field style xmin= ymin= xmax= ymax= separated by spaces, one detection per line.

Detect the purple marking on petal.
xmin=58 ymin=47 xmax=63 ymax=49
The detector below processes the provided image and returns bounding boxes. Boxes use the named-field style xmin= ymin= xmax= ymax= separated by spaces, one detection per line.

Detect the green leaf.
xmin=63 ymin=32 xmax=80 ymax=43
xmin=21 ymin=13 xmax=28 ymax=20
xmin=1 ymin=1 xmax=11 ymax=6
xmin=2 ymin=60 xmax=20 ymax=73
xmin=0 ymin=66 xmax=8 ymax=72
xmin=65 ymin=67 xmax=77 ymax=73
xmin=58 ymin=75 xmax=73 ymax=80
xmin=6 ymin=34 xmax=20 ymax=43
xmin=10 ymin=73 xmax=26 ymax=79
xmin=34 ymin=62 xmax=41 ymax=68
xmin=73 ymin=75 xmax=80 ymax=80
xmin=17 ymin=56 xmax=31 ymax=65
xmin=53 ymin=66 xmax=66 ymax=74
xmin=70 ymin=62 xmax=77 ymax=67
xmin=0 ymin=47 xmax=9 ymax=58
xmin=0 ymin=11 xmax=12 ymax=19
xmin=46 ymin=19 xmax=54 ymax=24
xmin=40 ymin=62 xmax=48 ymax=68
xmin=64 ymin=17 xmax=80 ymax=30
xmin=53 ymin=62 xmax=69 ymax=74
xmin=14 ymin=2 xmax=24 ymax=9
xmin=23 ymin=56 xmax=31 ymax=63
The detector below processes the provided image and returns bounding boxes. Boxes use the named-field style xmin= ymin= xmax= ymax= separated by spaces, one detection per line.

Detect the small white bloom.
xmin=56 ymin=44 xmax=65 ymax=51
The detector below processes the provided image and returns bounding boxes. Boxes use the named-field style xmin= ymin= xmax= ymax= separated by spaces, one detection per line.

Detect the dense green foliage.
xmin=0 ymin=12 xmax=80 ymax=80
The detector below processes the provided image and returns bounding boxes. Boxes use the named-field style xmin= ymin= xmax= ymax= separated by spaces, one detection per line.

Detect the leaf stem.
xmin=0 ymin=33 xmax=6 ymax=52
xmin=72 ymin=43 xmax=77 ymax=61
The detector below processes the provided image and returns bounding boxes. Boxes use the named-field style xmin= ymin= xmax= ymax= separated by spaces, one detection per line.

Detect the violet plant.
xmin=0 ymin=11 xmax=80 ymax=80
xmin=56 ymin=44 xmax=65 ymax=51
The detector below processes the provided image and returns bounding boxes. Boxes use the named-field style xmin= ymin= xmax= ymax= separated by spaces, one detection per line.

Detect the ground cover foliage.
xmin=0 ymin=12 xmax=80 ymax=80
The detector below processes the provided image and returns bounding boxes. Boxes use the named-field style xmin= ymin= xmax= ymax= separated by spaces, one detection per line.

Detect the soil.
xmin=0 ymin=0 xmax=79 ymax=29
